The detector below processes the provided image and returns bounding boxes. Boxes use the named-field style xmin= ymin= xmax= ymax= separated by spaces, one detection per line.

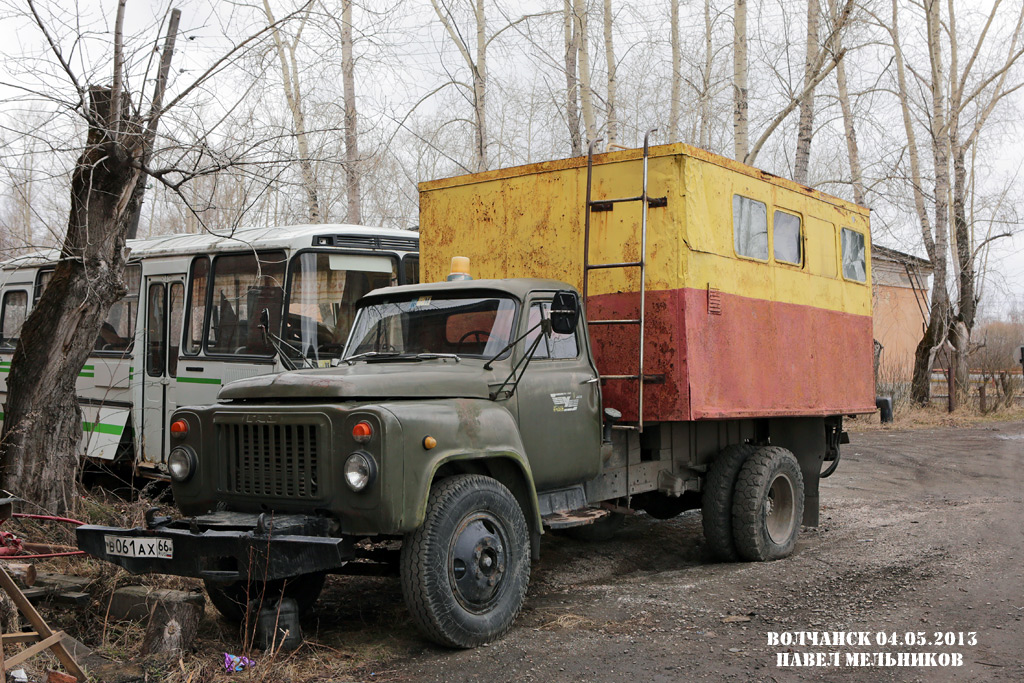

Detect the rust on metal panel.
xmin=682 ymin=287 xmax=876 ymax=419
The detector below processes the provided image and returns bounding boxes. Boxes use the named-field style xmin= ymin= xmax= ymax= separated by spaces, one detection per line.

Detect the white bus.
xmin=0 ymin=224 xmax=419 ymax=478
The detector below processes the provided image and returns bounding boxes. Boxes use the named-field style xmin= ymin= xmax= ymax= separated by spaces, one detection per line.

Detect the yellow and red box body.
xmin=419 ymin=143 xmax=876 ymax=422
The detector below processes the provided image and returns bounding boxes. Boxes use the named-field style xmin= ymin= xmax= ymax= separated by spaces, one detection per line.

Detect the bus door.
xmin=141 ymin=276 xmax=185 ymax=467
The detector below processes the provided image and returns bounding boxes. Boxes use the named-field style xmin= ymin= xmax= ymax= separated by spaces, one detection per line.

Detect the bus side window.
xmin=403 ymin=255 xmax=420 ymax=285
xmin=168 ymin=282 xmax=185 ymax=376
xmin=95 ymin=264 xmax=140 ymax=353
xmin=0 ymin=290 xmax=28 ymax=349
xmin=206 ymin=251 xmax=285 ymax=356
xmin=184 ymin=258 xmax=209 ymax=355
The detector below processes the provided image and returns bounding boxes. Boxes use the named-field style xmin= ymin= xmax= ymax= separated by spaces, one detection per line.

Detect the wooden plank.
xmin=4 ymin=631 xmax=62 ymax=668
xmin=0 ymin=565 xmax=86 ymax=680
xmin=1 ymin=632 xmax=40 ymax=644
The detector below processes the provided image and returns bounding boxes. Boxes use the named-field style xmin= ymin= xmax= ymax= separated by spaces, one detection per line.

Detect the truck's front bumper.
xmin=76 ymin=512 xmax=355 ymax=583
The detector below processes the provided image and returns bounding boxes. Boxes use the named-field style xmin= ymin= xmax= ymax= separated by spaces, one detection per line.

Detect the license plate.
xmin=104 ymin=535 xmax=173 ymax=559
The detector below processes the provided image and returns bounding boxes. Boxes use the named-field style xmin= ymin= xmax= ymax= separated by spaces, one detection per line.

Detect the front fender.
xmin=380 ymin=398 xmax=541 ymax=534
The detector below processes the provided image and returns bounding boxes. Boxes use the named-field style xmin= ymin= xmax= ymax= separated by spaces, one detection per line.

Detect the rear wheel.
xmin=204 ymin=572 xmax=326 ymax=623
xmin=701 ymin=444 xmax=758 ymax=561
xmin=731 ymin=446 xmax=804 ymax=561
xmin=400 ymin=474 xmax=530 ymax=648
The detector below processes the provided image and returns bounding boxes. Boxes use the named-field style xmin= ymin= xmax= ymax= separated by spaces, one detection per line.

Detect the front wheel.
xmin=400 ymin=474 xmax=530 ymax=648
xmin=731 ymin=446 xmax=804 ymax=561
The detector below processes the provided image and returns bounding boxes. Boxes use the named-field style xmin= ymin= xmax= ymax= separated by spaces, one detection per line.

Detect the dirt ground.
xmin=325 ymin=419 xmax=1024 ymax=683
xmin=28 ymin=419 xmax=1023 ymax=682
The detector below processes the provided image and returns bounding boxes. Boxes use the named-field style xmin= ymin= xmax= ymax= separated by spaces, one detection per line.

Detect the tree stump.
xmin=140 ymin=598 xmax=203 ymax=655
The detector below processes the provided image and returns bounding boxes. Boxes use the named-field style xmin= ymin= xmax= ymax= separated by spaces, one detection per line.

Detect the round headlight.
xmin=344 ymin=451 xmax=376 ymax=492
xmin=168 ymin=447 xmax=197 ymax=483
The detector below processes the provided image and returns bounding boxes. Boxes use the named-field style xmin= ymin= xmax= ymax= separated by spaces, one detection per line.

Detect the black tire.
xmin=204 ymin=572 xmax=327 ymax=623
xmin=701 ymin=443 xmax=758 ymax=561
xmin=561 ymin=512 xmax=626 ymax=541
xmin=731 ymin=446 xmax=804 ymax=562
xmin=400 ymin=474 xmax=530 ymax=648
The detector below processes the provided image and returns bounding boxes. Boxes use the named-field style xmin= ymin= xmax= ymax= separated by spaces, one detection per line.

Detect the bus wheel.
xmin=731 ymin=447 xmax=804 ymax=561
xmin=204 ymin=572 xmax=326 ymax=623
xmin=701 ymin=443 xmax=758 ymax=561
xmin=400 ymin=474 xmax=530 ymax=648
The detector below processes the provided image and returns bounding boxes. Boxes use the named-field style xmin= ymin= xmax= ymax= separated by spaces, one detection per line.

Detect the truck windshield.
xmin=284 ymin=252 xmax=398 ymax=364
xmin=346 ymin=295 xmax=517 ymax=359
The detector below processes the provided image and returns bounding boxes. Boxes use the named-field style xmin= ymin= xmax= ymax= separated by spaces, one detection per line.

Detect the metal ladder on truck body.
xmin=582 ymin=129 xmax=663 ymax=433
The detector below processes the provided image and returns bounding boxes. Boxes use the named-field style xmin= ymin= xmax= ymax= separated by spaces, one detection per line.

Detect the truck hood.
xmin=217 ymin=360 xmax=494 ymax=401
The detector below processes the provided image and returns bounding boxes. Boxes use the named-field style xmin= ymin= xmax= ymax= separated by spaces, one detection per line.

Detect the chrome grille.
xmin=219 ymin=422 xmax=321 ymax=498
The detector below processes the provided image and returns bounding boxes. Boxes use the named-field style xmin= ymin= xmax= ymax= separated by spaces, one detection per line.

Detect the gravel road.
xmin=329 ymin=421 xmax=1023 ymax=682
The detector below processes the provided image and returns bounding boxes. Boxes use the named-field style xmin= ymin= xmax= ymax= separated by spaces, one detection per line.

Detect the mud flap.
xmin=768 ymin=417 xmax=826 ymax=528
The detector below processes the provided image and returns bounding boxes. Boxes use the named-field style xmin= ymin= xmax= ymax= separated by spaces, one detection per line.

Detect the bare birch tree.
xmin=793 ymin=0 xmax=820 ymax=184
xmin=262 ymin=0 xmax=322 ymax=222
xmin=733 ymin=0 xmax=748 ymax=160
xmin=565 ymin=0 xmax=582 ymax=155
xmin=603 ymin=0 xmax=618 ymax=147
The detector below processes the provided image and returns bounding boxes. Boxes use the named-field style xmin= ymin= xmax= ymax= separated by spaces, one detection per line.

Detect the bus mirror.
xmin=549 ymin=290 xmax=580 ymax=335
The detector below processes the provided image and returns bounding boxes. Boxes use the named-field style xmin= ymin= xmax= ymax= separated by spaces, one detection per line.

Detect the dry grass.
xmin=0 ymin=485 xmax=414 ymax=683
xmin=848 ymin=399 xmax=1024 ymax=432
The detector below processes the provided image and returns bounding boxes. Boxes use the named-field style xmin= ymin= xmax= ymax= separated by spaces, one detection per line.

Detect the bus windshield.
xmin=284 ymin=252 xmax=398 ymax=364
xmin=346 ymin=295 xmax=517 ymax=359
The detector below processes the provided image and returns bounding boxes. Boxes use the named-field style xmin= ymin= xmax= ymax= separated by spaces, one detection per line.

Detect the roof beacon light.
xmin=447 ymin=256 xmax=472 ymax=281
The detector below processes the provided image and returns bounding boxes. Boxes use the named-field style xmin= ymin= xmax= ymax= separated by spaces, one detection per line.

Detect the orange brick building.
xmin=871 ymin=245 xmax=933 ymax=381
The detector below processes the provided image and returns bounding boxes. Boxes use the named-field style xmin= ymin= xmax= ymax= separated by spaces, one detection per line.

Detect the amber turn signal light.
xmin=352 ymin=421 xmax=373 ymax=443
xmin=423 ymin=436 xmax=437 ymax=450
xmin=170 ymin=419 xmax=188 ymax=437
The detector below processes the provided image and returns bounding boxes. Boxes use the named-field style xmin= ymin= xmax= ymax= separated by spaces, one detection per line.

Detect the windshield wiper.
xmin=341 ymin=351 xmax=400 ymax=364
xmin=414 ymin=353 xmax=461 ymax=362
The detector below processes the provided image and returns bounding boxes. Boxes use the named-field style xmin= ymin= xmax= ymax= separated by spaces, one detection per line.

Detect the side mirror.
xmin=549 ymin=290 xmax=580 ymax=335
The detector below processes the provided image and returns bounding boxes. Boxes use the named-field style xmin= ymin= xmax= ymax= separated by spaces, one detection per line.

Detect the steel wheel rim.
xmin=448 ymin=511 xmax=509 ymax=613
xmin=765 ymin=472 xmax=796 ymax=544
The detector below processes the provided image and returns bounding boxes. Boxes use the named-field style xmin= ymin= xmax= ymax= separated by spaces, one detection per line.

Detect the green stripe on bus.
xmin=79 ymin=373 xmax=94 ymax=378
xmin=83 ymin=421 xmax=124 ymax=436
xmin=176 ymin=377 xmax=222 ymax=385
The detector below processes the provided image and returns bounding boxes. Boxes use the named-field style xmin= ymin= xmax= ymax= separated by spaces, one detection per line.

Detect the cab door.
xmin=141 ymin=277 xmax=185 ymax=467
xmin=515 ymin=295 xmax=602 ymax=490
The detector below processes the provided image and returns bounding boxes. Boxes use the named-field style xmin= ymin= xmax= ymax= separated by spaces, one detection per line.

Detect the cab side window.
xmin=525 ymin=301 xmax=578 ymax=359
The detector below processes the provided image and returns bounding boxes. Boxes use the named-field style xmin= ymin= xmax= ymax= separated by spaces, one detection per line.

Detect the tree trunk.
xmin=793 ymin=0 xmax=820 ymax=184
xmin=733 ymin=0 xmax=748 ymax=161
xmin=342 ymin=0 xmax=362 ymax=224
xmin=565 ymin=0 xmax=581 ymax=155
xmin=603 ymin=0 xmax=617 ymax=147
xmin=670 ymin=0 xmax=681 ymax=141
xmin=263 ymin=0 xmax=321 ymax=222
xmin=909 ymin=0 xmax=953 ymax=405
xmin=576 ymin=0 xmax=597 ymax=144
xmin=473 ymin=0 xmax=487 ymax=171
xmin=0 ymin=88 xmax=139 ymax=514
xmin=700 ymin=0 xmax=714 ymax=148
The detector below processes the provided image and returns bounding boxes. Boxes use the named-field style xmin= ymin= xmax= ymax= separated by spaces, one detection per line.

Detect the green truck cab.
xmin=77 ymin=278 xmax=622 ymax=647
